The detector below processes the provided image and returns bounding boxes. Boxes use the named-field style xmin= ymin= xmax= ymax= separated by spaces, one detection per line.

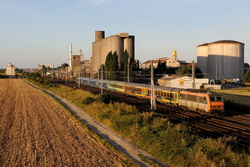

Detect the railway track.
xmin=56 ymin=79 xmax=250 ymax=148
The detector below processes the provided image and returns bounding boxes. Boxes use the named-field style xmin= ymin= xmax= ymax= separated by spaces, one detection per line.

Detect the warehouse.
xmin=158 ymin=75 xmax=208 ymax=89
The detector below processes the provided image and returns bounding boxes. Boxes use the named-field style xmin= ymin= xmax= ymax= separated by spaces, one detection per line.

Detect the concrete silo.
xmin=197 ymin=40 xmax=244 ymax=81
xmin=91 ymin=31 xmax=135 ymax=75
xmin=95 ymin=31 xmax=105 ymax=41
xmin=5 ymin=63 xmax=15 ymax=76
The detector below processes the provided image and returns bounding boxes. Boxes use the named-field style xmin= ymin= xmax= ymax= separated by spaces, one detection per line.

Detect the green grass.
xmin=213 ymin=87 xmax=250 ymax=113
xmin=214 ymin=86 xmax=250 ymax=96
xmin=27 ymin=76 xmax=250 ymax=167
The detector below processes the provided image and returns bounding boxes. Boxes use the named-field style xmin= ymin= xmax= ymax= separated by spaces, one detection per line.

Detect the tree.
xmin=156 ymin=61 xmax=167 ymax=74
xmin=175 ymin=65 xmax=203 ymax=78
xmin=244 ymin=69 xmax=250 ymax=83
xmin=157 ymin=61 xmax=166 ymax=70
xmin=104 ymin=51 xmax=118 ymax=80
xmin=121 ymin=50 xmax=129 ymax=71
xmin=176 ymin=65 xmax=191 ymax=75
xmin=41 ymin=65 xmax=47 ymax=77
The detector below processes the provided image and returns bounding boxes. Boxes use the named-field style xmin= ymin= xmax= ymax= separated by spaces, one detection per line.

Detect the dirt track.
xmin=0 ymin=79 xmax=123 ymax=166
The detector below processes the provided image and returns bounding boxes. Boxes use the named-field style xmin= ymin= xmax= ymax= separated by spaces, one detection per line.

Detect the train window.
xmin=156 ymin=91 xmax=159 ymax=96
xmin=210 ymin=97 xmax=216 ymax=102
xmin=180 ymin=94 xmax=186 ymax=100
xmin=166 ymin=93 xmax=170 ymax=98
xmin=216 ymin=97 xmax=223 ymax=101
xmin=199 ymin=97 xmax=203 ymax=103
xmin=187 ymin=95 xmax=196 ymax=101
xmin=204 ymin=97 xmax=207 ymax=104
xmin=137 ymin=88 xmax=142 ymax=94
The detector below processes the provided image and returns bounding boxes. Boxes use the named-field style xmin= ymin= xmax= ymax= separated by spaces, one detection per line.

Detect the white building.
xmin=45 ymin=64 xmax=54 ymax=69
xmin=197 ymin=40 xmax=244 ymax=81
xmin=5 ymin=63 xmax=15 ymax=77
xmin=141 ymin=51 xmax=186 ymax=69
xmin=158 ymin=75 xmax=209 ymax=89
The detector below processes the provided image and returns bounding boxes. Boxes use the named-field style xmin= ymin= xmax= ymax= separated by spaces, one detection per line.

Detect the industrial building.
xmin=71 ymin=55 xmax=81 ymax=77
xmin=68 ymin=45 xmax=85 ymax=77
xmin=197 ymin=40 xmax=244 ymax=81
xmin=141 ymin=51 xmax=186 ymax=69
xmin=158 ymin=75 xmax=208 ymax=89
xmin=91 ymin=31 xmax=135 ymax=75
xmin=5 ymin=63 xmax=15 ymax=77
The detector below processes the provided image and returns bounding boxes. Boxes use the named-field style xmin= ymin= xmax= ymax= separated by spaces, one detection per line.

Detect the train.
xmin=76 ymin=77 xmax=225 ymax=115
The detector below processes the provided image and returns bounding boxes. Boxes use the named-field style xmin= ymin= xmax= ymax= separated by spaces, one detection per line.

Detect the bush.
xmin=82 ymin=97 xmax=95 ymax=105
xmin=244 ymin=69 xmax=250 ymax=83
xmin=97 ymin=93 xmax=116 ymax=104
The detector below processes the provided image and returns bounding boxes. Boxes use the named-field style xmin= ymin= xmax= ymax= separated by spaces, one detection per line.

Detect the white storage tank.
xmin=197 ymin=40 xmax=244 ymax=81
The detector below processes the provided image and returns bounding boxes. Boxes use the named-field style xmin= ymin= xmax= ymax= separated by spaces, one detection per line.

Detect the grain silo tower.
xmin=5 ymin=63 xmax=15 ymax=77
xmin=197 ymin=40 xmax=244 ymax=81
xmin=91 ymin=31 xmax=135 ymax=75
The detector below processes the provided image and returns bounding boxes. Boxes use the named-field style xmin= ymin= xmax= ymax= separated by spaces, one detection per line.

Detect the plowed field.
xmin=0 ymin=79 xmax=122 ymax=166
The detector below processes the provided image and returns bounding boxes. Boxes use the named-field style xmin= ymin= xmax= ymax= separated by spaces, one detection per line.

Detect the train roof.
xmin=180 ymin=89 xmax=222 ymax=95
xmin=78 ymin=77 xmax=183 ymax=93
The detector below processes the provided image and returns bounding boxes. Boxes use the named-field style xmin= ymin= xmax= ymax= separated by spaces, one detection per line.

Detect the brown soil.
xmin=0 ymin=79 xmax=123 ymax=166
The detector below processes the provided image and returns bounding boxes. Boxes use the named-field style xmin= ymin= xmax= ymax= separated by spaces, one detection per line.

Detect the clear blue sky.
xmin=1 ymin=0 xmax=249 ymax=69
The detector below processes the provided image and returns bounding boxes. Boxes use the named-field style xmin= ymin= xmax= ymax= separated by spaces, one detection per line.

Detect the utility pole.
xmin=98 ymin=66 xmax=100 ymax=79
xmin=52 ymin=68 xmax=54 ymax=80
xmin=65 ymin=67 xmax=68 ymax=83
xmin=150 ymin=60 xmax=156 ymax=110
xmin=101 ymin=65 xmax=103 ymax=94
xmin=192 ymin=60 xmax=195 ymax=89
xmin=127 ymin=55 xmax=130 ymax=82
xmin=78 ymin=72 xmax=81 ymax=88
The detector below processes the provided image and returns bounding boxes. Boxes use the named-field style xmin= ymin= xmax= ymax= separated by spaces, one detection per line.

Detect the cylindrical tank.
xmin=95 ymin=31 xmax=105 ymax=41
xmin=124 ymin=35 xmax=135 ymax=59
xmin=197 ymin=40 xmax=244 ymax=81
xmin=197 ymin=43 xmax=209 ymax=77
xmin=208 ymin=40 xmax=244 ymax=81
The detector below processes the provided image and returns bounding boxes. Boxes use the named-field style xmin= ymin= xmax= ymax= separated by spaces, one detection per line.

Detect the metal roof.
xmin=211 ymin=40 xmax=244 ymax=45
xmin=198 ymin=40 xmax=244 ymax=47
